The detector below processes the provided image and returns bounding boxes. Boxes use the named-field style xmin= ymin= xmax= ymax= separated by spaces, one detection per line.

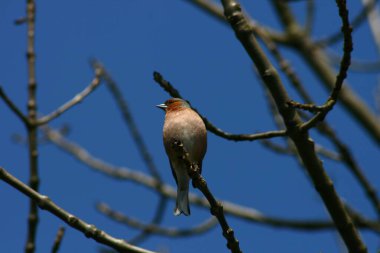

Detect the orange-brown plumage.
xmin=157 ymin=98 xmax=207 ymax=216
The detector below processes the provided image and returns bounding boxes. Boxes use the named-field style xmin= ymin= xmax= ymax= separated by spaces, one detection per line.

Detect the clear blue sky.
xmin=1 ymin=1 xmax=380 ymax=252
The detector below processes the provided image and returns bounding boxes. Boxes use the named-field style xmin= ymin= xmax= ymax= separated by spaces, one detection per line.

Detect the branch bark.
xmin=0 ymin=167 xmax=157 ymax=253
xmin=25 ymin=1 xmax=39 ymax=252
xmin=220 ymin=0 xmax=367 ymax=252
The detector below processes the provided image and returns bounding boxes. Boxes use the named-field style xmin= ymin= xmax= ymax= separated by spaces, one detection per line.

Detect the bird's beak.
xmin=156 ymin=103 xmax=167 ymax=111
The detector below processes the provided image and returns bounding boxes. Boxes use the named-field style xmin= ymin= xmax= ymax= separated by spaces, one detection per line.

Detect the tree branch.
xmin=0 ymin=86 xmax=30 ymax=126
xmin=42 ymin=125 xmax=380 ymax=234
xmin=153 ymin=71 xmax=287 ymax=141
xmin=25 ymin=0 xmax=39 ymax=252
xmin=188 ymin=0 xmax=380 ymax=145
xmin=0 ymin=167 xmax=157 ymax=253
xmin=171 ymin=140 xmax=242 ymax=253
xmin=221 ymin=0 xmax=367 ymax=252
xmin=316 ymin=0 xmax=379 ymax=46
xmin=96 ymin=203 xmax=218 ymax=237
xmin=51 ymin=227 xmax=65 ymax=253
xmin=36 ymin=68 xmax=103 ymax=126
xmin=90 ymin=59 xmax=168 ymax=244
xmin=298 ymin=0 xmax=353 ymax=130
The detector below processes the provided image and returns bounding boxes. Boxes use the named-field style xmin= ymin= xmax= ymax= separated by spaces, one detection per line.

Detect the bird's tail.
xmin=174 ymin=189 xmax=190 ymax=216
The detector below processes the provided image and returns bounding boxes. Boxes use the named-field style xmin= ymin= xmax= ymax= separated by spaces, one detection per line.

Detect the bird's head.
xmin=156 ymin=98 xmax=191 ymax=112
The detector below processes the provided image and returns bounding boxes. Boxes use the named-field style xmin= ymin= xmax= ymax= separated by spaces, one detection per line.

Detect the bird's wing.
xmin=169 ymin=160 xmax=178 ymax=185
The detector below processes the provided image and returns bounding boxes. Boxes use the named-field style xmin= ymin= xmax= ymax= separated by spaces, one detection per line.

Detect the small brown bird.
xmin=157 ymin=98 xmax=207 ymax=216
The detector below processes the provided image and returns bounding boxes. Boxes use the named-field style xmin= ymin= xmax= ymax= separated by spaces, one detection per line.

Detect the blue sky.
xmin=1 ymin=1 xmax=380 ymax=252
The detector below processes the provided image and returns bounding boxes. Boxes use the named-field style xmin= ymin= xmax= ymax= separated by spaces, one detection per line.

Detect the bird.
xmin=157 ymin=98 xmax=207 ymax=216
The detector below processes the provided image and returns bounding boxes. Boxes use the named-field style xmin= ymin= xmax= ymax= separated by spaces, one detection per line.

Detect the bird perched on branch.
xmin=157 ymin=98 xmax=207 ymax=216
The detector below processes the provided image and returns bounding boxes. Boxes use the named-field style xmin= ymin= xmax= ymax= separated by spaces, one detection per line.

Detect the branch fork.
xmin=171 ymin=139 xmax=242 ymax=253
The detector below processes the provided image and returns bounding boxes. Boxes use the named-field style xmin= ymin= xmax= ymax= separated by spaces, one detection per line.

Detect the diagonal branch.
xmin=172 ymin=140 xmax=242 ymax=253
xmin=51 ymin=227 xmax=65 ymax=253
xmin=316 ymin=0 xmax=380 ymax=46
xmin=188 ymin=0 xmax=380 ymax=146
xmin=297 ymin=0 xmax=353 ymax=130
xmin=90 ymin=59 xmax=168 ymax=244
xmin=36 ymin=68 xmax=103 ymax=126
xmin=186 ymin=0 xmax=286 ymax=43
xmin=42 ymin=125 xmax=380 ymax=233
xmin=0 ymin=167 xmax=157 ymax=253
xmin=317 ymin=122 xmax=380 ymax=218
xmin=221 ymin=0 xmax=367 ymax=252
xmin=153 ymin=71 xmax=287 ymax=141
xmin=96 ymin=203 xmax=218 ymax=237
xmin=304 ymin=0 xmax=315 ymax=35
xmin=0 ymin=86 xmax=30 ymax=126
xmin=262 ymin=9 xmax=380 ymax=219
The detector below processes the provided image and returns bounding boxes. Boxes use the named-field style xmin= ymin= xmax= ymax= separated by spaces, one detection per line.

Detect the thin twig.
xmin=97 ymin=203 xmax=218 ymax=237
xmin=300 ymin=0 xmax=353 ymax=131
xmin=172 ymin=140 xmax=242 ymax=253
xmin=260 ymin=78 xmax=341 ymax=162
xmin=263 ymin=0 xmax=380 ymax=219
xmin=42 ymin=126 xmax=380 ymax=233
xmin=51 ymin=227 xmax=65 ymax=253
xmin=36 ymin=68 xmax=103 ymax=126
xmin=25 ymin=0 xmax=39 ymax=252
xmin=316 ymin=0 xmax=379 ymax=46
xmin=304 ymin=0 xmax=315 ymax=35
xmin=222 ymin=0 xmax=367 ymax=252
xmin=281 ymin=21 xmax=380 ymax=219
xmin=327 ymin=51 xmax=380 ymax=73
xmin=276 ymin=3 xmax=380 ymax=144
xmin=362 ymin=0 xmax=380 ymax=55
xmin=186 ymin=0 xmax=287 ymax=43
xmin=15 ymin=16 xmax=28 ymax=25
xmin=0 ymin=167 xmax=157 ymax=253
xmin=153 ymin=71 xmax=287 ymax=141
xmin=0 ymin=86 xmax=30 ymax=126
xmin=261 ymin=139 xmax=341 ymax=161
xmin=91 ymin=60 xmax=162 ymax=181
xmin=317 ymin=122 xmax=380 ymax=218
xmin=189 ymin=0 xmax=380 ymax=145
xmin=90 ymin=59 xmax=168 ymax=244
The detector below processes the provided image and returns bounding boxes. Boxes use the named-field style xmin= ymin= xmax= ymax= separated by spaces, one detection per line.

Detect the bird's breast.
xmin=163 ymin=110 xmax=207 ymax=163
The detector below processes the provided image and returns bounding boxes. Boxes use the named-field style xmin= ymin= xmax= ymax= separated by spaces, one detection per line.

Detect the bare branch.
xmin=221 ymin=0 xmax=367 ymax=252
xmin=14 ymin=16 xmax=28 ymax=25
xmin=304 ymin=0 xmax=315 ymax=35
xmin=276 ymin=10 xmax=380 ymax=218
xmin=260 ymin=5 xmax=380 ymax=219
xmin=188 ymin=0 xmax=380 ymax=145
xmin=36 ymin=68 xmax=103 ymax=126
xmin=289 ymin=0 xmax=353 ymax=130
xmin=0 ymin=86 xmax=30 ymax=126
xmin=51 ymin=227 xmax=65 ymax=253
xmin=362 ymin=0 xmax=380 ymax=54
xmin=43 ymin=126 xmax=380 ymax=233
xmin=185 ymin=0 xmax=287 ymax=43
xmin=317 ymin=0 xmax=380 ymax=46
xmin=25 ymin=0 xmax=39 ymax=252
xmin=261 ymin=139 xmax=341 ymax=161
xmin=327 ymin=51 xmax=380 ymax=73
xmin=171 ymin=140 xmax=241 ymax=253
xmin=97 ymin=203 xmax=218 ymax=237
xmin=0 ymin=167 xmax=157 ymax=253
xmin=153 ymin=71 xmax=287 ymax=141
xmin=90 ymin=59 xmax=168 ymax=244
xmin=317 ymin=122 xmax=380 ymax=218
